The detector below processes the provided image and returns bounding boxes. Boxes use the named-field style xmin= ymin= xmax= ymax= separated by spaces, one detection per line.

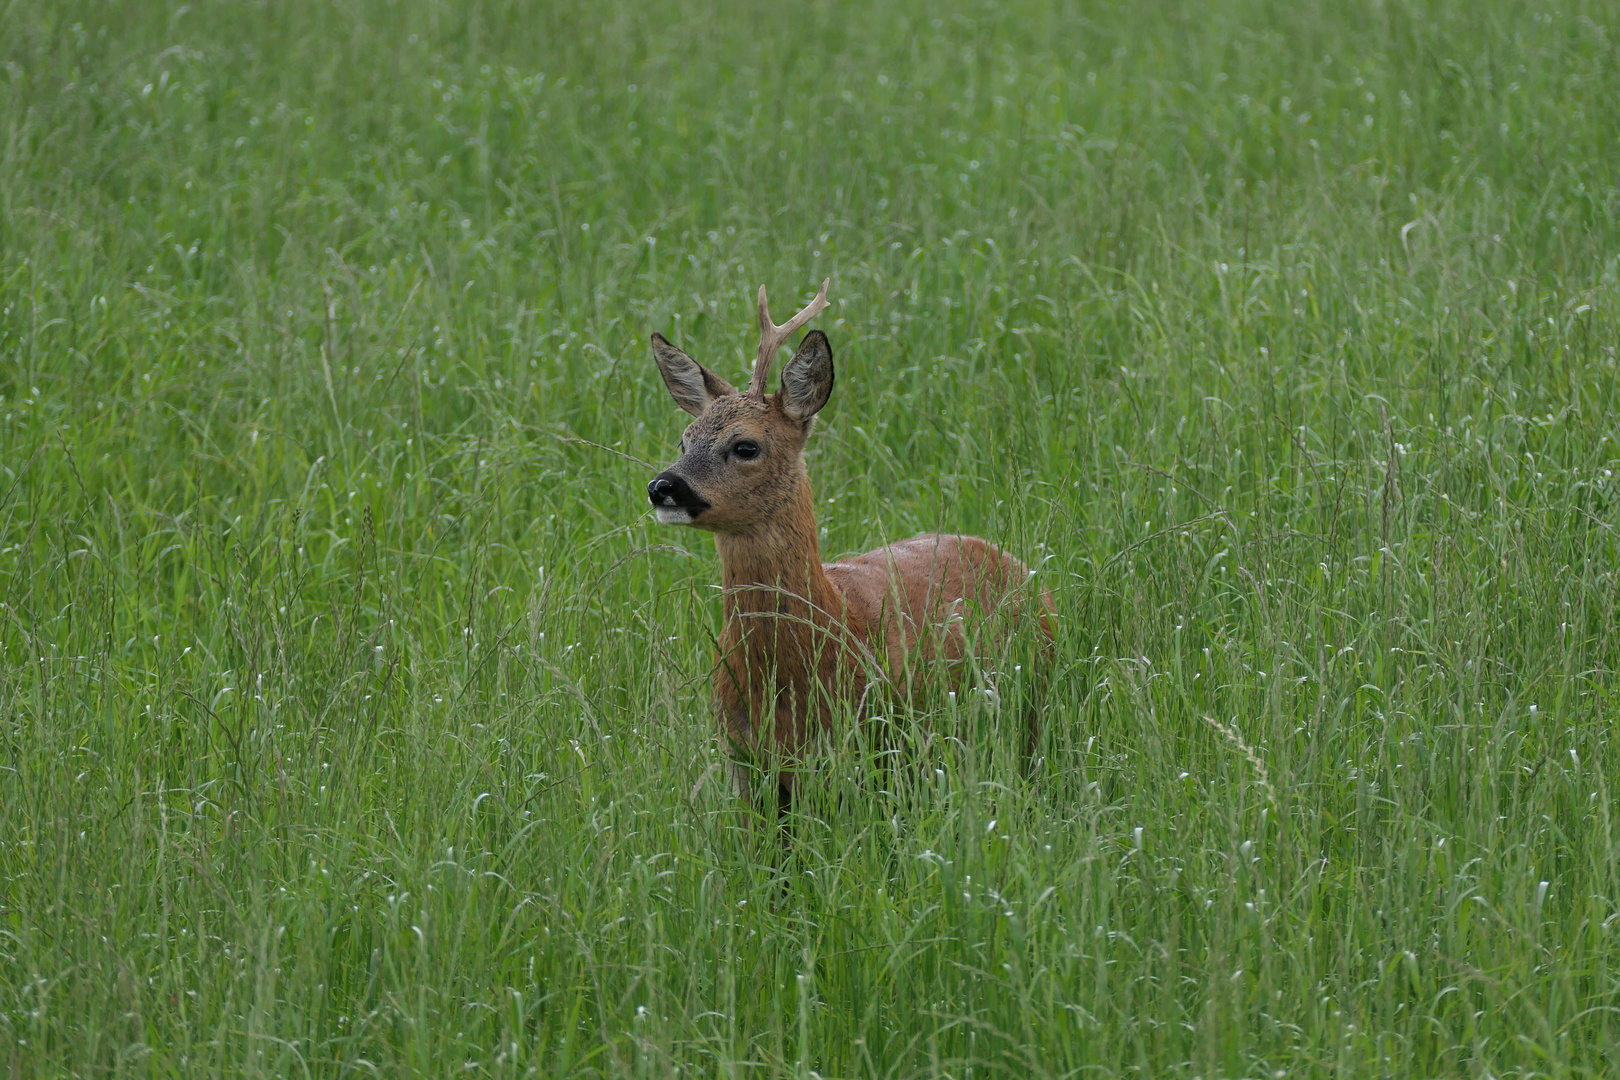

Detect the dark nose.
xmin=647 ymin=476 xmax=679 ymax=505
xmin=648 ymin=472 xmax=702 ymax=508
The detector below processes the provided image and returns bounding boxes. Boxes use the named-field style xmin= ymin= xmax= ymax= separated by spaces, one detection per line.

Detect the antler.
xmin=747 ymin=278 xmax=831 ymax=401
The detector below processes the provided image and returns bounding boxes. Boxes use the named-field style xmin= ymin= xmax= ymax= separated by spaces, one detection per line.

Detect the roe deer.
xmin=648 ymin=280 xmax=1052 ymax=814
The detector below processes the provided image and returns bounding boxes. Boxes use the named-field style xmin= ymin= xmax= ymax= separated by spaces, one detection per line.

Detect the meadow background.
xmin=3 ymin=0 xmax=1619 ymax=1075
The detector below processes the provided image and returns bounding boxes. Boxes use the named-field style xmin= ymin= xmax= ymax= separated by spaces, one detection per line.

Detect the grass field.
xmin=3 ymin=0 xmax=1620 ymax=1075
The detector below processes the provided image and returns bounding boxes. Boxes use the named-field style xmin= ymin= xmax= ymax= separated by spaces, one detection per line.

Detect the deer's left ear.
xmin=779 ymin=330 xmax=834 ymax=422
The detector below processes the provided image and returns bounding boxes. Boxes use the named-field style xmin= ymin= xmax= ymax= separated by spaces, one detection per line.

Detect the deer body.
xmin=648 ymin=281 xmax=1050 ymax=806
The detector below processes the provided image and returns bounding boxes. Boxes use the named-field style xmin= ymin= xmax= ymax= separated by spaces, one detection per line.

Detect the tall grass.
xmin=2 ymin=0 xmax=1618 ymax=1075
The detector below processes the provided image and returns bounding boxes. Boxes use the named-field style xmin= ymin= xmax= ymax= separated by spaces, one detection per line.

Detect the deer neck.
xmin=713 ymin=471 xmax=837 ymax=620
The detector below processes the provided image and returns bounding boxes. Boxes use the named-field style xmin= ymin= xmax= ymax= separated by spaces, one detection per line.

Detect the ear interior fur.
xmin=778 ymin=330 xmax=834 ymax=422
xmin=652 ymin=333 xmax=736 ymax=416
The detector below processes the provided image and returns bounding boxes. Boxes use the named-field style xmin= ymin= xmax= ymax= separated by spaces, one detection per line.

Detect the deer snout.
xmin=648 ymin=471 xmax=709 ymax=524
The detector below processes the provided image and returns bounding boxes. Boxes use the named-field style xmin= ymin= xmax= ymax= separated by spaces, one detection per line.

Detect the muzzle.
xmin=647 ymin=471 xmax=709 ymax=523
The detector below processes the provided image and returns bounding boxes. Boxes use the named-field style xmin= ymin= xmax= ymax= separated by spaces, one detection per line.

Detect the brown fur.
xmin=649 ymin=324 xmax=1053 ymax=807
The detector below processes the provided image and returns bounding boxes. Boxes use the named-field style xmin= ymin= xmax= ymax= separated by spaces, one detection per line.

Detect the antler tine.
xmin=747 ymin=278 xmax=831 ymax=401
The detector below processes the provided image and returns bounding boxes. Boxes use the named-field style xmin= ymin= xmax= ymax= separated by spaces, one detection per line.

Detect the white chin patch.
xmin=654 ymin=507 xmax=694 ymax=525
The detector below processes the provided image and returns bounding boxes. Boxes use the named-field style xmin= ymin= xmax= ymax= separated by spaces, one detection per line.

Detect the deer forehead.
xmin=683 ymin=397 xmax=792 ymax=446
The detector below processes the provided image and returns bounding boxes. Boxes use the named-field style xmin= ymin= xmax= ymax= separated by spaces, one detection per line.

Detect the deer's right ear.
xmin=651 ymin=333 xmax=736 ymax=416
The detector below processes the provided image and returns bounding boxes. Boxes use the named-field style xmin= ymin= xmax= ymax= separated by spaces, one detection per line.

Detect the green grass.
xmin=3 ymin=0 xmax=1619 ymax=1075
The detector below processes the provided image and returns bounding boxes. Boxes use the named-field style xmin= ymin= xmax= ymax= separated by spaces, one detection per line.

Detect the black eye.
xmin=732 ymin=440 xmax=760 ymax=460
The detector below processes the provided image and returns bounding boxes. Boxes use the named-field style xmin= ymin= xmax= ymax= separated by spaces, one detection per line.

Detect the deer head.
xmin=647 ymin=280 xmax=833 ymax=534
